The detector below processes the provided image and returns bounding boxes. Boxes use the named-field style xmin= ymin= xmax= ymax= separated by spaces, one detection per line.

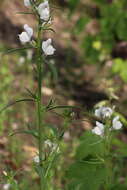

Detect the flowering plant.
xmin=1 ymin=0 xmax=74 ymax=189
xmin=1 ymin=1 xmax=127 ymax=190
xmin=92 ymin=106 xmax=122 ymax=136
xmin=66 ymin=104 xmax=126 ymax=190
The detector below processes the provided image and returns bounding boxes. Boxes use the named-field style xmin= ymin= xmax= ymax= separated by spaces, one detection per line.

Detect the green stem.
xmin=36 ymin=19 xmax=44 ymax=190
xmin=44 ymin=146 xmax=59 ymax=179
xmin=104 ymin=133 xmax=112 ymax=190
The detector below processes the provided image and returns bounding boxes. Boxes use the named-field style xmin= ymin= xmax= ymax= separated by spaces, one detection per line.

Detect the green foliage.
xmin=112 ymin=137 xmax=127 ymax=157
xmin=74 ymin=17 xmax=90 ymax=35
xmin=75 ymin=131 xmax=104 ymax=159
xmin=69 ymin=0 xmax=127 ymax=81
xmin=82 ymin=35 xmax=101 ymax=63
xmin=66 ymin=162 xmax=106 ymax=190
xmin=2 ymin=0 xmax=127 ymax=189
xmin=68 ymin=0 xmax=80 ymax=13
xmin=3 ymin=171 xmax=20 ymax=190
xmin=112 ymin=58 xmax=127 ymax=82
xmin=65 ymin=131 xmax=106 ymax=190
xmin=65 ymin=128 xmax=127 ymax=190
xmin=0 ymin=53 xmax=13 ymax=134
xmin=111 ymin=184 xmax=127 ymax=190
xmin=100 ymin=3 xmax=127 ymax=41
xmin=94 ymin=0 xmax=107 ymax=4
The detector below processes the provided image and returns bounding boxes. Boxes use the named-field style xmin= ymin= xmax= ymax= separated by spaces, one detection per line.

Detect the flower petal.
xmin=38 ymin=0 xmax=50 ymax=21
xmin=95 ymin=106 xmax=113 ymax=118
xmin=24 ymin=24 xmax=33 ymax=38
xmin=40 ymin=8 xmax=50 ymax=21
xmin=42 ymin=39 xmax=55 ymax=55
xmin=96 ymin=121 xmax=104 ymax=130
xmin=92 ymin=127 xmax=103 ymax=136
xmin=24 ymin=0 xmax=31 ymax=7
xmin=19 ymin=32 xmax=31 ymax=43
xmin=112 ymin=116 xmax=122 ymax=130
xmin=44 ymin=45 xmax=55 ymax=55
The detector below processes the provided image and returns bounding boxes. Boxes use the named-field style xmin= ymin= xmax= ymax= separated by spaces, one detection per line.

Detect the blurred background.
xmin=1 ymin=0 xmax=127 ymax=189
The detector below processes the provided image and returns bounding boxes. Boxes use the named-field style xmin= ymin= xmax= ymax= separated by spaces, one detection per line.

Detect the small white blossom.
xmin=38 ymin=0 xmax=50 ymax=21
xmin=92 ymin=121 xmax=104 ymax=136
xmin=95 ymin=106 xmax=113 ymax=118
xmin=19 ymin=24 xmax=33 ymax=43
xmin=24 ymin=0 xmax=31 ymax=7
xmin=3 ymin=184 xmax=11 ymax=190
xmin=33 ymin=155 xmax=39 ymax=163
xmin=44 ymin=139 xmax=60 ymax=153
xmin=112 ymin=116 xmax=122 ymax=130
xmin=42 ymin=39 xmax=56 ymax=55
xmin=44 ymin=139 xmax=53 ymax=147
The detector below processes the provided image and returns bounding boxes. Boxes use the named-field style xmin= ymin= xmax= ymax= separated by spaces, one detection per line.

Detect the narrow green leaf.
xmin=2 ymin=46 xmax=33 ymax=55
xmin=80 ymin=160 xmax=103 ymax=165
xmin=47 ymin=105 xmax=81 ymax=111
xmin=9 ymin=130 xmax=39 ymax=138
xmin=46 ymin=98 xmax=55 ymax=109
xmin=25 ymin=88 xmax=37 ymax=99
xmin=34 ymin=165 xmax=44 ymax=178
xmin=0 ymin=98 xmax=34 ymax=113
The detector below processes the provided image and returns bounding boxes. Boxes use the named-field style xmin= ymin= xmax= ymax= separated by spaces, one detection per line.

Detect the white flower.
xmin=44 ymin=139 xmax=53 ymax=147
xmin=42 ymin=39 xmax=56 ymax=55
xmin=33 ymin=155 xmax=39 ymax=163
xmin=95 ymin=106 xmax=113 ymax=118
xmin=112 ymin=116 xmax=122 ymax=130
xmin=19 ymin=24 xmax=33 ymax=43
xmin=3 ymin=184 xmax=11 ymax=190
xmin=44 ymin=139 xmax=60 ymax=153
xmin=38 ymin=0 xmax=50 ymax=21
xmin=92 ymin=121 xmax=104 ymax=136
xmin=24 ymin=0 xmax=31 ymax=7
